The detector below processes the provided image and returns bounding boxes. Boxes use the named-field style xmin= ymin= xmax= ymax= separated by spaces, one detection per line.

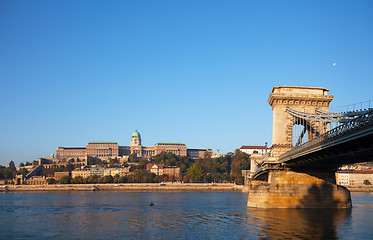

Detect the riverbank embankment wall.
xmin=2 ymin=183 xmax=243 ymax=192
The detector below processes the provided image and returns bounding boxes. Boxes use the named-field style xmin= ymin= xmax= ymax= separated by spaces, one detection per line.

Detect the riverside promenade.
xmin=2 ymin=183 xmax=243 ymax=192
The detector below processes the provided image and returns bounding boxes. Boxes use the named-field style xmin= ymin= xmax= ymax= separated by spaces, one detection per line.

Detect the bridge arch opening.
xmin=291 ymin=117 xmax=323 ymax=147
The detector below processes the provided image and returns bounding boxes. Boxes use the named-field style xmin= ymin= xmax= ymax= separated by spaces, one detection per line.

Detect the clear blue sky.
xmin=1 ymin=0 xmax=372 ymax=166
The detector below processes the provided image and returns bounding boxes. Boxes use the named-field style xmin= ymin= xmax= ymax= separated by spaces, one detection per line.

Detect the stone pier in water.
xmin=247 ymin=170 xmax=351 ymax=208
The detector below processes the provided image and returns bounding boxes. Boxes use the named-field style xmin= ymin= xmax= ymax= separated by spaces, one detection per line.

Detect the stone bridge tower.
xmin=268 ymin=86 xmax=334 ymax=158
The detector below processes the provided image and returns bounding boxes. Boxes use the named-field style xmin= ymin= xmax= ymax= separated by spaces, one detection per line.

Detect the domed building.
xmin=56 ymin=130 xmax=216 ymax=161
xmin=130 ymin=130 xmax=141 ymax=146
xmin=127 ymin=130 xmax=186 ymax=158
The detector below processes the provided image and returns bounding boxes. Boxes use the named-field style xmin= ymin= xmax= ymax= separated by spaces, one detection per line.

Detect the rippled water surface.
xmin=1 ymin=191 xmax=373 ymax=239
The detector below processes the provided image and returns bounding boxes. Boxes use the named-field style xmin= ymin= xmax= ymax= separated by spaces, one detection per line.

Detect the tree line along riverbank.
xmin=1 ymin=183 xmax=244 ymax=192
xmin=1 ymin=151 xmax=251 ymax=185
xmin=2 ymin=184 xmax=371 ymax=193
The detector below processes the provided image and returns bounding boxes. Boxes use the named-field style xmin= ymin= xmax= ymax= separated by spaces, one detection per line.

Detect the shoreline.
xmin=347 ymin=186 xmax=373 ymax=192
xmin=1 ymin=183 xmax=244 ymax=192
xmin=2 ymin=184 xmax=372 ymax=193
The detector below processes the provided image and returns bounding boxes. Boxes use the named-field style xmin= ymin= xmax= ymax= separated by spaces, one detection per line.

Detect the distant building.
xmin=146 ymin=164 xmax=181 ymax=180
xmin=336 ymin=171 xmax=373 ymax=186
xmin=238 ymin=145 xmax=268 ymax=155
xmin=55 ymin=130 xmax=216 ymax=160
xmin=72 ymin=167 xmax=131 ymax=178
xmin=187 ymin=149 xmax=216 ymax=158
xmin=24 ymin=176 xmax=46 ymax=185
xmin=147 ymin=164 xmax=164 ymax=175
xmin=87 ymin=142 xmax=119 ymax=158
xmin=71 ymin=169 xmax=91 ymax=179
xmin=155 ymin=143 xmax=187 ymax=156
xmin=163 ymin=166 xmax=181 ymax=180
xmin=56 ymin=147 xmax=87 ymax=160
xmin=103 ymin=167 xmax=130 ymax=177
xmin=54 ymin=172 xmax=70 ymax=181
xmin=90 ymin=167 xmax=105 ymax=177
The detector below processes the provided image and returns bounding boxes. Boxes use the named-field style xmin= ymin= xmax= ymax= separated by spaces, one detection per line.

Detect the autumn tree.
xmin=230 ymin=150 xmax=250 ymax=185
xmin=129 ymin=153 xmax=138 ymax=162
xmin=59 ymin=175 xmax=72 ymax=184
xmin=47 ymin=178 xmax=56 ymax=184
xmin=187 ymin=162 xmax=205 ymax=182
xmin=169 ymin=175 xmax=176 ymax=182
xmin=73 ymin=176 xmax=84 ymax=184
xmin=102 ymin=175 xmax=114 ymax=183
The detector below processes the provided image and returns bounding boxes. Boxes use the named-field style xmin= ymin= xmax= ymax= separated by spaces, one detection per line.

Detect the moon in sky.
xmin=333 ymin=63 xmax=337 ymax=66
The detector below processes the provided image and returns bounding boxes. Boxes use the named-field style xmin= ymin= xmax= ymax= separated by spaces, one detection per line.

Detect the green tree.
xmin=187 ymin=162 xmax=205 ymax=182
xmin=109 ymin=158 xmax=120 ymax=167
xmin=204 ymin=174 xmax=212 ymax=183
xmin=87 ymin=175 xmax=101 ymax=183
xmin=59 ymin=175 xmax=72 ymax=184
xmin=113 ymin=174 xmax=120 ymax=183
xmin=17 ymin=168 xmax=29 ymax=176
xmin=3 ymin=167 xmax=15 ymax=180
xmin=0 ymin=166 xmax=4 ymax=179
xmin=363 ymin=180 xmax=372 ymax=185
xmin=182 ymin=175 xmax=189 ymax=183
xmin=73 ymin=176 xmax=84 ymax=184
xmin=234 ymin=176 xmax=245 ymax=185
xmin=138 ymin=159 xmax=147 ymax=170
xmin=152 ymin=152 xmax=195 ymax=174
xmin=87 ymin=157 xmax=102 ymax=166
xmin=154 ymin=175 xmax=162 ymax=183
xmin=221 ymin=173 xmax=231 ymax=183
xmin=118 ymin=176 xmax=128 ymax=183
xmin=132 ymin=169 xmax=155 ymax=183
xmin=230 ymin=150 xmax=250 ymax=184
xmin=103 ymin=175 xmax=114 ymax=183
xmin=47 ymin=178 xmax=56 ymax=184
xmin=129 ymin=153 xmax=138 ymax=162
xmin=211 ymin=173 xmax=221 ymax=183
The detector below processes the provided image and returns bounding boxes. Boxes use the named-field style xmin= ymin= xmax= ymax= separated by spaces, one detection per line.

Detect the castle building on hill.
xmin=56 ymin=130 xmax=216 ymax=161
xmin=238 ymin=145 xmax=269 ymax=155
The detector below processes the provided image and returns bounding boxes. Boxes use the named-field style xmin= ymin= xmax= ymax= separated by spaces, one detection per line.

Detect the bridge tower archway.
xmin=268 ymin=86 xmax=334 ymax=158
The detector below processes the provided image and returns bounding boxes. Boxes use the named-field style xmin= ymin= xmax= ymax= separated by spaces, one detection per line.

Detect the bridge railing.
xmin=250 ymin=163 xmax=283 ymax=180
xmin=279 ymin=108 xmax=373 ymax=162
xmin=329 ymin=100 xmax=373 ymax=114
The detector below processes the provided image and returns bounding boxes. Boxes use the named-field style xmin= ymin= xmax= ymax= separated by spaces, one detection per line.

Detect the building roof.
xmin=88 ymin=142 xmax=118 ymax=144
xmin=131 ymin=130 xmax=141 ymax=139
xmin=240 ymin=145 xmax=266 ymax=150
xmin=337 ymin=170 xmax=373 ymax=174
xmin=62 ymin=147 xmax=86 ymax=150
xmin=147 ymin=164 xmax=164 ymax=169
xmin=271 ymin=85 xmax=330 ymax=93
xmin=156 ymin=142 xmax=185 ymax=146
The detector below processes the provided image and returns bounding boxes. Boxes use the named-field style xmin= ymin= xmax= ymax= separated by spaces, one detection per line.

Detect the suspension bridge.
xmin=247 ymin=86 xmax=373 ymax=208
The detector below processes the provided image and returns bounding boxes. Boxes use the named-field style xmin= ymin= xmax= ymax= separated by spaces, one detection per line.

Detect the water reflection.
xmin=2 ymin=192 xmax=372 ymax=239
xmin=246 ymin=208 xmax=351 ymax=239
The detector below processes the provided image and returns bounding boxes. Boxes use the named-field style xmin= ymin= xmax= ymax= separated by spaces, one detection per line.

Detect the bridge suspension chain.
xmin=287 ymin=107 xmax=340 ymax=146
xmin=250 ymin=108 xmax=373 ymax=180
xmin=287 ymin=107 xmax=373 ymax=147
xmin=286 ymin=107 xmax=355 ymax=123
xmin=280 ymin=107 xmax=373 ymax=163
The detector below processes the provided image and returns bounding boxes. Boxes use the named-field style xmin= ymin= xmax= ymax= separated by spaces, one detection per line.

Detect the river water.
xmin=0 ymin=191 xmax=372 ymax=239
